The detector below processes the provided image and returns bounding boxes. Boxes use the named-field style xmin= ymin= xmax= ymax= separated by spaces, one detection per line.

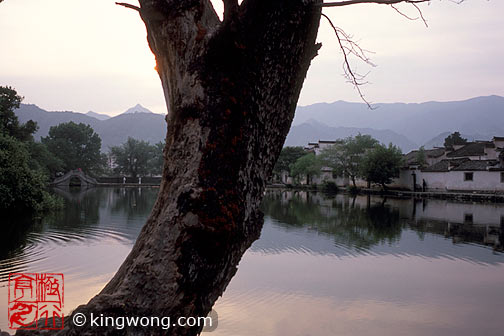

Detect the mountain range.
xmin=15 ymin=104 xmax=166 ymax=151
xmin=14 ymin=95 xmax=504 ymax=153
xmin=293 ymin=95 xmax=504 ymax=146
xmin=284 ymin=119 xmax=417 ymax=152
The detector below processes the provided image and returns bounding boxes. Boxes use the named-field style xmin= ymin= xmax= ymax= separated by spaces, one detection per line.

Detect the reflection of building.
xmin=408 ymin=198 xmax=503 ymax=251
xmin=266 ymin=190 xmax=504 ymax=252
xmin=399 ymin=137 xmax=504 ymax=192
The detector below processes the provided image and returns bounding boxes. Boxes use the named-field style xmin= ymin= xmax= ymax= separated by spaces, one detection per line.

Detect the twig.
xmin=390 ymin=4 xmax=418 ymax=21
xmin=412 ymin=3 xmax=428 ymax=27
xmin=319 ymin=0 xmax=430 ymax=7
xmin=321 ymin=13 xmax=375 ymax=109
xmin=115 ymin=2 xmax=140 ymax=12
xmin=390 ymin=3 xmax=428 ymax=27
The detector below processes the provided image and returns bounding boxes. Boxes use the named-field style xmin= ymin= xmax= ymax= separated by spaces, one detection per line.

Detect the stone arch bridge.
xmin=50 ymin=169 xmax=98 ymax=187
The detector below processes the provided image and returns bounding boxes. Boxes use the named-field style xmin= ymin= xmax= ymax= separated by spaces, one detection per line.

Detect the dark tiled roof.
xmin=446 ymin=142 xmax=488 ymax=158
xmin=452 ymin=160 xmax=500 ymax=171
xmin=404 ymin=148 xmax=445 ymax=165
xmin=421 ymin=160 xmax=450 ymax=172
xmin=422 ymin=158 xmax=469 ymax=172
xmin=427 ymin=148 xmax=446 ymax=158
xmin=403 ymin=151 xmax=417 ymax=164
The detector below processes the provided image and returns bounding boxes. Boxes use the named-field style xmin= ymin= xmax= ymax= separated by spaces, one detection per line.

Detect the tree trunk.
xmin=18 ymin=1 xmax=321 ymax=335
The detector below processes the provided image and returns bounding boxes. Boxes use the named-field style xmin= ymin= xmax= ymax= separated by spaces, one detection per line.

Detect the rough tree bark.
xmin=14 ymin=0 xmax=440 ymax=334
xmin=18 ymin=0 xmax=322 ymax=335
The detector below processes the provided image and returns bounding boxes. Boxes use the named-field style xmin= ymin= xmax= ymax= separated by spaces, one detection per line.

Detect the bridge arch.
xmin=51 ymin=169 xmax=98 ymax=187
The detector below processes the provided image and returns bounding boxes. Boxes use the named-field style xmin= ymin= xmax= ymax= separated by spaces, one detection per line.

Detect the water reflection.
xmin=1 ymin=188 xmax=504 ymax=335
xmin=261 ymin=192 xmax=403 ymax=251
xmin=0 ymin=187 xmax=159 ymax=332
xmin=0 ymin=217 xmax=45 ymax=283
xmin=258 ymin=191 xmax=503 ymax=258
xmin=0 ymin=187 xmax=158 ymax=273
xmin=210 ymin=191 xmax=504 ymax=336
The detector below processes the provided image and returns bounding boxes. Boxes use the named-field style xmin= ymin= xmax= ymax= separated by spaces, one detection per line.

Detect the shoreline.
xmin=266 ymin=185 xmax=504 ymax=203
xmin=60 ymin=183 xmax=504 ymax=203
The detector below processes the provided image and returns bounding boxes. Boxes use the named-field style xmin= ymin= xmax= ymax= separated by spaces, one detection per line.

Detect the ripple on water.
xmin=0 ymin=224 xmax=137 ymax=285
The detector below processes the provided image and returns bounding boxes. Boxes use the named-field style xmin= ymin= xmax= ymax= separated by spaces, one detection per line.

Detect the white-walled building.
xmin=282 ymin=136 xmax=504 ymax=192
xmin=399 ymin=137 xmax=504 ymax=192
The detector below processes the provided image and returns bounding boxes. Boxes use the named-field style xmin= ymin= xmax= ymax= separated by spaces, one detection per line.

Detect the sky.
xmin=1 ymin=0 xmax=503 ymax=116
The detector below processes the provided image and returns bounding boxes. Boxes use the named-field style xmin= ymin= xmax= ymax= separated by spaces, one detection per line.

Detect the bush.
xmin=323 ymin=181 xmax=339 ymax=194
xmin=0 ymin=134 xmax=63 ymax=214
xmin=348 ymin=185 xmax=361 ymax=194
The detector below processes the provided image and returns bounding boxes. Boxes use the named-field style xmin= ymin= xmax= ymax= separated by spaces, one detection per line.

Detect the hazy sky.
xmin=1 ymin=0 xmax=503 ymax=116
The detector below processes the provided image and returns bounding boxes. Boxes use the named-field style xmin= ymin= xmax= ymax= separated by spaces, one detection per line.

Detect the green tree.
xmin=444 ymin=131 xmax=467 ymax=148
xmin=110 ymin=137 xmax=154 ymax=178
xmin=0 ymin=86 xmax=62 ymax=215
xmin=0 ymin=133 xmax=62 ymax=214
xmin=149 ymin=141 xmax=165 ymax=176
xmin=42 ymin=121 xmax=103 ymax=174
xmin=0 ymin=86 xmax=38 ymax=141
xmin=27 ymin=141 xmax=64 ymax=177
xmin=273 ymin=146 xmax=306 ymax=176
xmin=361 ymin=144 xmax=403 ymax=190
xmin=319 ymin=134 xmax=379 ymax=187
xmin=290 ymin=153 xmax=322 ymax=185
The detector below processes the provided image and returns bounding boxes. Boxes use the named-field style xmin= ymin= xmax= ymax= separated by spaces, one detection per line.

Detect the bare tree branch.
xmin=115 ymin=2 xmax=140 ymax=12
xmin=390 ymin=3 xmax=428 ymax=27
xmin=320 ymin=0 xmax=467 ymax=7
xmin=321 ymin=13 xmax=376 ymax=109
xmin=319 ymin=0 xmax=439 ymax=106
xmin=390 ymin=4 xmax=418 ymax=21
xmin=412 ymin=2 xmax=428 ymax=27
xmin=319 ymin=0 xmax=430 ymax=7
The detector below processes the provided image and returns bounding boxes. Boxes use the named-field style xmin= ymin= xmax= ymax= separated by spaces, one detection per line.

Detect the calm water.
xmin=1 ymin=187 xmax=504 ymax=335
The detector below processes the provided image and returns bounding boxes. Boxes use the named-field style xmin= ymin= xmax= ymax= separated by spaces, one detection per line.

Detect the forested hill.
xmin=15 ymin=104 xmax=166 ymax=151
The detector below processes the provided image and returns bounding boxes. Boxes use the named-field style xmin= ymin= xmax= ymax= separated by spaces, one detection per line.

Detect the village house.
xmin=291 ymin=139 xmax=368 ymax=187
xmin=281 ymin=136 xmax=504 ymax=192
xmin=399 ymin=137 xmax=504 ymax=192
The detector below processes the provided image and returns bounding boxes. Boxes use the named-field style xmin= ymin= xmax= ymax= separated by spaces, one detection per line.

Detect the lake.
xmin=1 ymin=187 xmax=503 ymax=335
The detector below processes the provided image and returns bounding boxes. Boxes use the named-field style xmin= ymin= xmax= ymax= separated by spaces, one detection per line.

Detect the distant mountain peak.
xmin=123 ymin=104 xmax=153 ymax=114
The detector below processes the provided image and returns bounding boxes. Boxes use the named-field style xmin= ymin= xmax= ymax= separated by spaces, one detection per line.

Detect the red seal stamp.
xmin=8 ymin=273 xmax=64 ymax=330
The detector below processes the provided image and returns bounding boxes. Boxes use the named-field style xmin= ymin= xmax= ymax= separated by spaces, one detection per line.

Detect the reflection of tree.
xmin=262 ymin=191 xmax=504 ymax=253
xmin=0 ymin=188 xmax=161 ymax=283
xmin=46 ymin=187 xmax=106 ymax=230
xmin=1 ymin=188 xmax=107 ymax=277
xmin=2 ymin=187 xmax=104 ymax=261
xmin=262 ymin=191 xmax=403 ymax=250
xmin=0 ymin=216 xmax=43 ymax=261
xmin=110 ymin=187 xmax=158 ymax=219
